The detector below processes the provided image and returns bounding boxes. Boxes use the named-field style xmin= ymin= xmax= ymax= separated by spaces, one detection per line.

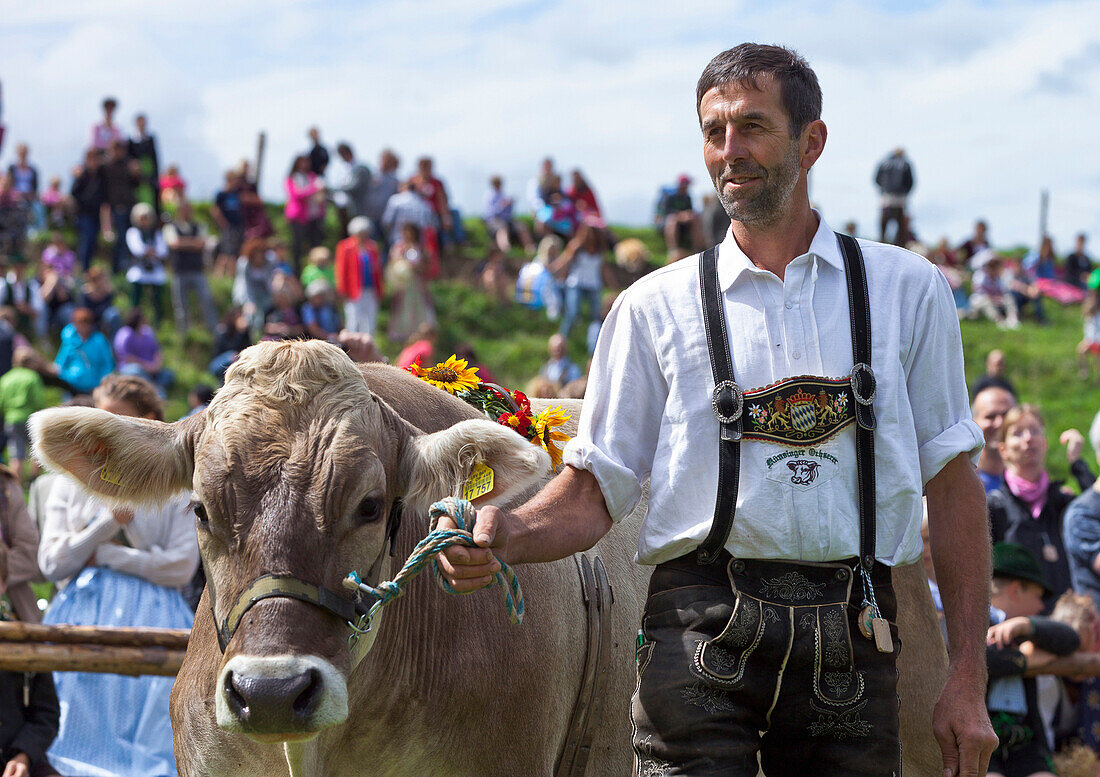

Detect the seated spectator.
xmin=301 ymin=280 xmax=342 ymax=341
xmin=0 ymin=502 xmax=61 ymax=777
xmin=386 ymin=223 xmax=436 ymax=344
xmin=39 ymin=176 xmax=67 ymax=229
xmin=986 ymin=543 xmax=1079 ymax=777
xmin=37 ymin=259 xmax=76 ymax=341
xmin=1048 ymin=592 xmax=1100 ymax=753
xmin=566 ymin=169 xmax=601 ymax=219
xmin=478 ymin=246 xmax=512 ymax=304
xmin=335 ymin=217 xmax=384 ymax=335
xmin=561 ymin=377 xmax=587 ymax=399
xmin=973 ymin=349 xmax=1017 ymax=399
xmin=38 ymin=374 xmax=197 ymax=777
xmin=338 ymin=330 xmax=385 ymax=364
xmin=208 ymin=306 xmax=252 ymax=382
xmin=483 ymin=175 xmax=534 ymax=254
xmin=515 ymin=235 xmax=562 ymax=318
xmin=928 ymin=237 xmax=969 ymax=313
xmin=262 ymin=288 xmax=304 ymax=341
xmin=80 ymin=266 xmax=121 ymax=337
xmin=50 ymin=307 xmax=114 ymax=395
xmin=395 ymin=323 xmax=436 ymax=370
xmin=183 ymin=383 xmax=215 ymax=419
xmin=301 ymin=246 xmax=335 ymax=289
xmin=541 ymin=333 xmax=581 ymax=387
xmin=968 ymin=251 xmax=1019 ymax=330
xmin=700 ymin=194 xmax=730 ymax=246
xmin=655 ymin=175 xmax=702 ymax=260
xmin=535 ymin=181 xmax=577 ymax=241
xmin=0 ymin=347 xmax=45 ymax=484
xmin=113 ymin=308 xmax=174 ymax=396
xmin=611 ymin=237 xmax=652 ymax=288
xmin=525 ymin=375 xmax=558 ymax=399
xmin=157 ymin=163 xmax=186 ymax=208
xmin=284 ymin=154 xmax=326 ymax=275
xmin=988 ymin=404 xmax=1075 ymax=611
xmin=454 ymin=343 xmax=496 ymax=385
xmin=124 ymin=202 xmax=168 ymax=325
xmin=0 ymin=256 xmax=44 ymax=341
xmin=232 ymin=238 xmax=275 ymax=333
xmin=164 ymin=199 xmax=217 ymax=333
xmin=1078 ymin=276 xmax=1100 ymax=381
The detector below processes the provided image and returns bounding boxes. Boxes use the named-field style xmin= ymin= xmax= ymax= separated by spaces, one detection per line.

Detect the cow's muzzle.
xmin=216 ymin=655 xmax=349 ymax=740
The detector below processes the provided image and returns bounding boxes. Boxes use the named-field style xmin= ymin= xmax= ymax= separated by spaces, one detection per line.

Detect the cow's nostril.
xmin=225 ymin=671 xmax=249 ymax=717
xmin=292 ymin=669 xmax=323 ymax=718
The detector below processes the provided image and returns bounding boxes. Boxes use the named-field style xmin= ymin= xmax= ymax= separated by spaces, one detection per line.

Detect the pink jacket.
xmin=284 ymin=173 xmax=324 ymax=223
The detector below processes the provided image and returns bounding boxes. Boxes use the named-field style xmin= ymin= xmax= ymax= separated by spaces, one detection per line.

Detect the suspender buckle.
xmin=711 ymin=380 xmax=744 ymax=424
xmin=850 ymin=363 xmax=876 ymax=406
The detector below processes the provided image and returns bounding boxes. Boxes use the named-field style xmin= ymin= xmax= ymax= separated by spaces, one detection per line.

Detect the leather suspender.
xmin=695 ymin=235 xmax=878 ymax=572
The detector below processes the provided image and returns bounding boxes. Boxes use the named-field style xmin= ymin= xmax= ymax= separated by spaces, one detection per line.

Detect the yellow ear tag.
xmin=99 ymin=459 xmax=123 ymax=487
xmin=462 ymin=462 xmax=495 ymax=501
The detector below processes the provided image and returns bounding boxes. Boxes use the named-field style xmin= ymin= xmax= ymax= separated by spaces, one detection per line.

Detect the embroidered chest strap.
xmin=695 ymin=235 xmax=877 ymax=569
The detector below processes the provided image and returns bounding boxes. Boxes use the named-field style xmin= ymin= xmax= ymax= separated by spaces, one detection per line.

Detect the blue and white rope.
xmin=343 ymin=497 xmax=524 ymax=640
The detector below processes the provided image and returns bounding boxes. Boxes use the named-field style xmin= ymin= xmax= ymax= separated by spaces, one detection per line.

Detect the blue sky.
xmin=2 ymin=0 xmax=1098 ymax=249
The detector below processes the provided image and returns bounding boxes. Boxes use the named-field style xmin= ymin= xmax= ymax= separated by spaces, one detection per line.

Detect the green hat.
xmin=992 ymin=542 xmax=1050 ymax=594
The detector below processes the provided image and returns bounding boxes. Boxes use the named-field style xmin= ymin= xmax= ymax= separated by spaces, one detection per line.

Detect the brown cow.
xmin=31 ymin=340 xmax=948 ymax=776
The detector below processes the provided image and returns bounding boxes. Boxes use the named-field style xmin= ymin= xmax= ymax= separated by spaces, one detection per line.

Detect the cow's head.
xmin=30 ymin=340 xmax=549 ymax=742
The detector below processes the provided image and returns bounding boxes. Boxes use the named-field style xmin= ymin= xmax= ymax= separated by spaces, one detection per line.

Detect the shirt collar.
xmin=715 ymin=210 xmax=844 ymax=291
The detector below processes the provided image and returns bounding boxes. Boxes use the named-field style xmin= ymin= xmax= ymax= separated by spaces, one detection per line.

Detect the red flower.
xmin=511 ymin=390 xmax=532 ymax=414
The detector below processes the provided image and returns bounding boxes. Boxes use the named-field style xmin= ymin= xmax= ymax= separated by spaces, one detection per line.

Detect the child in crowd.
xmin=1 ymin=484 xmax=61 ymax=777
xmin=125 ymin=202 xmax=169 ymax=326
xmin=969 ymin=251 xmax=1020 ymax=330
xmin=38 ymin=374 xmax=198 ymax=777
xmin=1077 ymin=272 xmax=1100 ymax=380
xmin=0 ymin=347 xmax=45 ymax=484
xmin=50 ymin=307 xmax=114 ymax=396
xmin=184 ymin=383 xmax=215 ymax=419
xmin=516 ymin=235 xmax=562 ymax=318
xmin=79 ymin=266 xmax=121 ymax=337
xmin=986 ymin=543 xmax=1079 ymax=777
xmin=301 ymin=246 xmax=335 ymax=289
xmin=540 ymin=333 xmax=581 ymax=387
xmin=301 ymin=279 xmax=342 ymax=341
xmin=113 ymin=308 xmax=173 ymax=396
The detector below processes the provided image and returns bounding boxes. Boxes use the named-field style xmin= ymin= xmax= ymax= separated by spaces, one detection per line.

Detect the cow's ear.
xmin=30 ymin=407 xmax=204 ymax=504
xmin=399 ymin=419 xmax=550 ymax=515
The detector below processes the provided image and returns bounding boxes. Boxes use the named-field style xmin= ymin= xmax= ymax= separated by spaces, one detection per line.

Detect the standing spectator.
xmin=50 ymin=307 xmax=114 ymax=395
xmin=79 ymin=267 xmax=121 ymax=337
xmin=7 ymin=144 xmax=39 ymax=234
xmin=39 ymin=233 xmax=77 ymax=335
xmin=113 ymin=309 xmax=173 ymax=396
xmin=364 ymin=149 xmax=400 ymax=246
xmin=1079 ymin=274 xmax=1100 ymax=380
xmin=211 ymin=169 xmax=245 ymax=276
xmin=232 ymin=238 xmax=275 ymax=332
xmin=959 ymin=219 xmax=992 ymax=266
xmin=208 ymin=306 xmax=252 ymax=381
xmin=540 ymin=333 xmax=582 ymax=387
xmin=70 ymin=149 xmax=106 ymax=272
xmin=163 ymin=200 xmax=217 ymax=332
xmin=552 ymin=222 xmax=608 ymax=340
xmin=236 ymin=160 xmax=273 ymax=241
xmin=655 ymin=175 xmax=702 ymax=260
xmin=381 ymin=181 xmax=437 ymax=248
xmin=0 ymin=257 xmax=43 ymax=340
xmin=332 ymin=142 xmax=371 ymax=231
xmin=873 ymin=147 xmax=915 ymax=245
xmin=988 ymin=404 xmax=1075 ymax=610
xmin=483 ymin=175 xmax=534 ymax=254
xmin=101 ymin=140 xmax=140 ymax=275
xmin=307 ymin=127 xmax=329 ymax=177
xmin=409 ymin=157 xmax=455 ymax=256
xmin=566 ymin=169 xmax=601 ymax=219
xmin=973 ymin=386 xmax=1017 ymax=493
xmin=39 ymin=176 xmax=66 ymax=229
xmin=284 ymin=155 xmax=326 ymax=275
xmin=157 ymin=163 xmax=186 ymax=209
xmin=1065 ymin=233 xmax=1092 ymax=289
xmin=124 ymin=202 xmax=168 ymax=325
xmin=334 ymin=217 xmax=384 ymax=335
xmin=128 ymin=113 xmax=160 ymax=217
xmin=1023 ymin=235 xmax=1058 ymax=281
xmin=89 ymin=97 xmax=121 ymax=151
xmin=386 ymin=223 xmax=436 ymax=343
xmin=38 ymin=375 xmax=197 ymax=777
xmin=0 ymin=347 xmax=45 ymax=484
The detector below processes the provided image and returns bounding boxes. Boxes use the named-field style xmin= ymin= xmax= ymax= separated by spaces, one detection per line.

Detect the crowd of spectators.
xmin=0 ymin=94 xmax=1098 ymax=777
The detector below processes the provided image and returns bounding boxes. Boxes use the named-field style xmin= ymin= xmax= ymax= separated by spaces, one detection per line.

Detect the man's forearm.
xmin=927 ymin=452 xmax=991 ymax=678
xmin=505 ymin=465 xmax=613 ymax=565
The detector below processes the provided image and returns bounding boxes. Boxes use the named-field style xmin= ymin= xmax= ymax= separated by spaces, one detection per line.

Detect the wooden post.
xmin=0 ymin=621 xmax=190 ymax=649
xmin=254 ymin=131 xmax=266 ymax=190
xmin=0 ymin=643 xmax=185 ymax=676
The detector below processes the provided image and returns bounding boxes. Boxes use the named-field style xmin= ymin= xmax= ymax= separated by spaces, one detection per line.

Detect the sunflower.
xmin=414 ymin=355 xmax=481 ymax=394
xmin=532 ymin=405 xmax=572 ymax=471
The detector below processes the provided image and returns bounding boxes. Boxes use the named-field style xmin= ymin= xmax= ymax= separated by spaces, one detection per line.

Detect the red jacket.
xmin=335 ymin=236 xmax=384 ymax=301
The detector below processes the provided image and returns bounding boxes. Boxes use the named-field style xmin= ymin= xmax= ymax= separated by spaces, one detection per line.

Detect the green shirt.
xmin=0 ymin=366 xmax=45 ymax=425
xmin=301 ymin=265 xmax=336 ymax=289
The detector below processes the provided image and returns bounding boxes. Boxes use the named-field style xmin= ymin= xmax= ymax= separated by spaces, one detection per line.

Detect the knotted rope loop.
xmin=342 ymin=497 xmax=524 ymax=645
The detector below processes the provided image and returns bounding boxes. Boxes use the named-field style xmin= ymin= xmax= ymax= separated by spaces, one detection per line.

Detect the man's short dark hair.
xmin=337 ymin=142 xmax=353 ymax=157
xmin=696 ymin=43 xmax=822 ymax=137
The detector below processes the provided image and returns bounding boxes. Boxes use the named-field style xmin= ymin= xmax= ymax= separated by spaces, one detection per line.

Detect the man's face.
xmin=699 ymin=79 xmax=804 ymax=226
xmin=973 ymin=388 xmax=1015 ymax=445
xmin=339 ymin=147 xmax=353 ymax=163
xmin=16 ymin=144 xmax=27 ymax=163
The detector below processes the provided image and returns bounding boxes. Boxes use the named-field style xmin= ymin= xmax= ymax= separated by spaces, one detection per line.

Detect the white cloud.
xmin=2 ymin=0 xmax=1098 ymax=249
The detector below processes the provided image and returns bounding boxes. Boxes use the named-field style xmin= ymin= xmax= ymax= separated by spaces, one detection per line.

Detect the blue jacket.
xmin=54 ymin=324 xmax=115 ymax=394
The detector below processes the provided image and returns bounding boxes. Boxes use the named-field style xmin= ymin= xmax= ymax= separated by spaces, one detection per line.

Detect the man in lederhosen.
xmin=438 ymin=43 xmax=997 ymax=776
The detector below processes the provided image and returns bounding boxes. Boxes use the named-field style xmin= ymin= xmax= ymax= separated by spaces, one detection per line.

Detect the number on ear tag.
xmin=99 ymin=459 xmax=123 ymax=487
xmin=462 ymin=462 xmax=495 ymax=501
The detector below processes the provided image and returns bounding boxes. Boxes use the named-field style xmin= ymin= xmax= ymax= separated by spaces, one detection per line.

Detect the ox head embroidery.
xmin=787 ymin=458 xmax=820 ymax=486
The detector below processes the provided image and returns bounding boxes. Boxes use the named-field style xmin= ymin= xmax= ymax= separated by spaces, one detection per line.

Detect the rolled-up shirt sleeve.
xmin=904 ymin=267 xmax=984 ymax=484
xmin=563 ymin=291 xmax=666 ymax=521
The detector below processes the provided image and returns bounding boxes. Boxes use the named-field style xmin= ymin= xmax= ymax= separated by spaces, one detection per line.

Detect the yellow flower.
xmin=532 ymin=405 xmax=571 ymax=471
xmin=415 ymin=355 xmax=480 ymax=394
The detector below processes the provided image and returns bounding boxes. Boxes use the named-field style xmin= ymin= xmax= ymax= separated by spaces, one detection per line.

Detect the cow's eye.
xmin=356 ymin=496 xmax=383 ymax=525
xmin=193 ymin=502 xmax=209 ymax=526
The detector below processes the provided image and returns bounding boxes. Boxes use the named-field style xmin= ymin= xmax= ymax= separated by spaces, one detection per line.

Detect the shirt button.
xmin=792 ymin=351 xmax=801 ymax=359
xmin=785 ymin=302 xmax=793 ymax=310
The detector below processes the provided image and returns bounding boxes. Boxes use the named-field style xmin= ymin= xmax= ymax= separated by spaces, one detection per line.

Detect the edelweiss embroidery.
xmin=743 ymin=375 xmax=854 ymax=446
xmin=681 ymin=682 xmax=736 ymax=714
xmin=635 ymin=736 xmax=673 ymax=777
xmin=820 ymin=609 xmax=849 ymax=670
xmin=759 ymin=572 xmax=826 ymax=601
xmin=808 ymin=698 xmax=872 ymax=740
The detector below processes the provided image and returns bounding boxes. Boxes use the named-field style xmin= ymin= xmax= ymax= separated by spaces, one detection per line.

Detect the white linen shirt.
xmin=563 ymin=215 xmax=983 ymax=567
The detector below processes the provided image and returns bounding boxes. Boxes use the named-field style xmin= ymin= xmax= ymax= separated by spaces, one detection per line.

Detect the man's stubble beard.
xmin=714 ymin=139 xmax=802 ymax=227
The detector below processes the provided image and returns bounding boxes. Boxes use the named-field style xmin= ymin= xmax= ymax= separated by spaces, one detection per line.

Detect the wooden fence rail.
xmin=0 ymin=622 xmax=190 ymax=676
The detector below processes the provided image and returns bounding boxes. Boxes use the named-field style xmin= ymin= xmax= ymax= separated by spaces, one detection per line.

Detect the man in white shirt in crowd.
xmin=439 ymin=43 xmax=996 ymax=777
